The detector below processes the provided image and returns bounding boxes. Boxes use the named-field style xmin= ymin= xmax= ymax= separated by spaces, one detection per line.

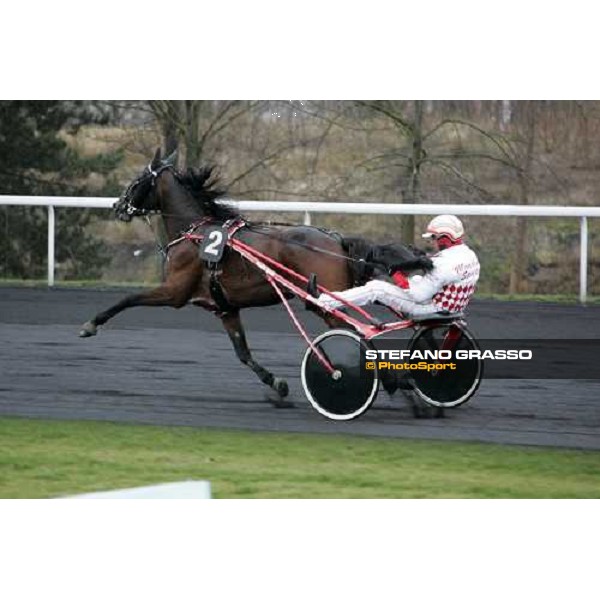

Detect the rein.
xmin=246 ymin=226 xmax=360 ymax=263
xmin=143 ymin=211 xmax=423 ymax=285
xmin=123 ymin=165 xmax=419 ymax=273
xmin=152 ymin=216 xmax=363 ymax=265
xmin=144 ymin=215 xmax=169 ymax=259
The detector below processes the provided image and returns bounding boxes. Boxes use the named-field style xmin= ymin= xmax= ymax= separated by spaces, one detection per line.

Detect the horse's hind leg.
xmin=220 ymin=310 xmax=293 ymax=408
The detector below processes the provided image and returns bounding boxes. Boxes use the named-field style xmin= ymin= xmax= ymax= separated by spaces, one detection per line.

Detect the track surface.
xmin=1 ymin=287 xmax=599 ymax=449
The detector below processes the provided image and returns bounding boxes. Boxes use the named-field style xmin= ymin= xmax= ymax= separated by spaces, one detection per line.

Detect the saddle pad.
xmin=199 ymin=225 xmax=229 ymax=263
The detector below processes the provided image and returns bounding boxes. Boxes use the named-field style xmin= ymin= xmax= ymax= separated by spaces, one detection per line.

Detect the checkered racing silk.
xmin=432 ymin=282 xmax=477 ymax=312
xmin=422 ymin=245 xmax=480 ymax=312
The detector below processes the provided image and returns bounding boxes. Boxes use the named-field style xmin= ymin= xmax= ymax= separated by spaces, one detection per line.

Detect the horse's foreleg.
xmin=79 ymin=286 xmax=188 ymax=337
xmin=220 ymin=310 xmax=292 ymax=405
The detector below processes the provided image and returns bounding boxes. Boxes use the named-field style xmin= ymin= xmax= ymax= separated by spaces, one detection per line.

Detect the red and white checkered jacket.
xmin=404 ymin=244 xmax=480 ymax=312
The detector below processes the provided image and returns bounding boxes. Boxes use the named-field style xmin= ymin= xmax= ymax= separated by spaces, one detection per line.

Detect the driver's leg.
xmin=318 ymin=279 xmax=392 ymax=309
xmin=319 ymin=279 xmax=434 ymax=316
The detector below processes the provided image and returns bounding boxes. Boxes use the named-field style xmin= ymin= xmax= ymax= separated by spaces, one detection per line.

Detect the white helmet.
xmin=422 ymin=214 xmax=464 ymax=241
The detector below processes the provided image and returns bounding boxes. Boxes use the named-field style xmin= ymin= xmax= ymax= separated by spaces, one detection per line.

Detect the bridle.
xmin=115 ymin=163 xmax=172 ymax=219
xmin=115 ymin=162 xmax=204 ymax=259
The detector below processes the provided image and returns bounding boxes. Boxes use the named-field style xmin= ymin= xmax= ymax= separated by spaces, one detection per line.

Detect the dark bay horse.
xmin=79 ymin=148 xmax=431 ymax=404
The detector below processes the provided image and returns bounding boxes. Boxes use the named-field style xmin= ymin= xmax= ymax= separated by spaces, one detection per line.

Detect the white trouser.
xmin=319 ymin=279 xmax=438 ymax=317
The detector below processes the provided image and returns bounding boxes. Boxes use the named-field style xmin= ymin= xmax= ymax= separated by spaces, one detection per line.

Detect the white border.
xmin=2 ymin=501 xmax=597 ymax=600
xmin=2 ymin=3 xmax=598 ymax=598
xmin=2 ymin=2 xmax=600 ymax=99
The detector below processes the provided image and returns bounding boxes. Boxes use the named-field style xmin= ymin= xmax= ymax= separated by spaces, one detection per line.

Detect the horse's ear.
xmin=150 ymin=147 xmax=162 ymax=169
xmin=162 ymin=149 xmax=178 ymax=167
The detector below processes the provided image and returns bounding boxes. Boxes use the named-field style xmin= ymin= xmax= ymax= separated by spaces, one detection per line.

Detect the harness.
xmin=169 ymin=216 xmax=247 ymax=315
xmin=181 ymin=216 xmax=247 ymax=246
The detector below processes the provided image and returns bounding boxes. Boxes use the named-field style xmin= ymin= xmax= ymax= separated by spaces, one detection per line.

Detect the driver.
xmin=315 ymin=215 xmax=480 ymax=318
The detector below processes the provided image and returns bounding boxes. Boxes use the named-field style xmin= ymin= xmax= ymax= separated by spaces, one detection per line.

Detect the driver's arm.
xmin=404 ymin=258 xmax=454 ymax=303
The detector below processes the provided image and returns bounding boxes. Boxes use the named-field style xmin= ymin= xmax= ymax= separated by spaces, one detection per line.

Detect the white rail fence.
xmin=1 ymin=195 xmax=599 ymax=303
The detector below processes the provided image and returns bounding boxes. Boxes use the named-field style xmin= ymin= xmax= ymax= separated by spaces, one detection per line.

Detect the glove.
xmin=391 ymin=270 xmax=410 ymax=289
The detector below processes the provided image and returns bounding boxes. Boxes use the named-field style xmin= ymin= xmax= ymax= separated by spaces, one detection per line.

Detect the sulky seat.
xmin=410 ymin=311 xmax=464 ymax=323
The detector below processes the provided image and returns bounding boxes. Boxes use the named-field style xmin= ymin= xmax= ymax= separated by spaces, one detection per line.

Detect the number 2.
xmin=205 ymin=230 xmax=223 ymax=256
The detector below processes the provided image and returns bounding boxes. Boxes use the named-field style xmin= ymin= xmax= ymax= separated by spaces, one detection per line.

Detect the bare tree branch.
xmin=227 ymin=142 xmax=300 ymax=189
xmin=198 ymin=101 xmax=260 ymax=150
xmin=355 ymin=101 xmax=413 ymax=135
xmin=425 ymin=118 xmax=516 ymax=165
xmin=288 ymin=101 xmax=394 ymax=133
xmin=427 ymin=159 xmax=498 ymax=201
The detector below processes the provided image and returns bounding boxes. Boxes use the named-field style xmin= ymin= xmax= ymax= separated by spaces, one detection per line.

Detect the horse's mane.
xmin=175 ymin=165 xmax=238 ymax=221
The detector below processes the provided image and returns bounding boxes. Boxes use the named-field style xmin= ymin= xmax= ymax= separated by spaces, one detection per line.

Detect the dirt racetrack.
xmin=1 ymin=286 xmax=599 ymax=449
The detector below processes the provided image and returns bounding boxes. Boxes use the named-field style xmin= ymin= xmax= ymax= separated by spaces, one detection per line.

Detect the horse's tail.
xmin=341 ymin=236 xmax=434 ymax=285
xmin=341 ymin=236 xmax=378 ymax=285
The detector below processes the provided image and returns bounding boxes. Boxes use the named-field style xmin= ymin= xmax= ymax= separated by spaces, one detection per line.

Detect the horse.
xmin=79 ymin=148 xmax=432 ymax=405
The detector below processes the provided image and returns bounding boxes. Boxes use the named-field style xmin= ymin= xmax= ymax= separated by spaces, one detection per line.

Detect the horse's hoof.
xmin=272 ymin=377 xmax=289 ymax=398
xmin=411 ymin=404 xmax=426 ymax=419
xmin=411 ymin=400 xmax=445 ymax=419
xmin=402 ymin=389 xmax=441 ymax=419
xmin=380 ymin=372 xmax=399 ymax=397
xmin=79 ymin=321 xmax=97 ymax=338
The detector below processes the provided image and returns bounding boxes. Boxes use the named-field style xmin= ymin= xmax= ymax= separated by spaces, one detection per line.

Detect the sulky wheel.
xmin=408 ymin=322 xmax=483 ymax=408
xmin=301 ymin=329 xmax=379 ymax=421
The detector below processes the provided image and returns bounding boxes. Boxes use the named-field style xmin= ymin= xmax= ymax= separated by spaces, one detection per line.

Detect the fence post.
xmin=48 ymin=205 xmax=55 ymax=287
xmin=580 ymin=216 xmax=588 ymax=305
xmin=303 ymin=211 xmax=311 ymax=226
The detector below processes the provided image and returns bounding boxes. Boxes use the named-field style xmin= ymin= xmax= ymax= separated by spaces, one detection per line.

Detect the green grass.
xmin=1 ymin=417 xmax=599 ymax=498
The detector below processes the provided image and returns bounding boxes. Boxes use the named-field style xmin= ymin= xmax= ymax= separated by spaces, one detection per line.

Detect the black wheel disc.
xmin=301 ymin=330 xmax=378 ymax=420
xmin=409 ymin=323 xmax=482 ymax=408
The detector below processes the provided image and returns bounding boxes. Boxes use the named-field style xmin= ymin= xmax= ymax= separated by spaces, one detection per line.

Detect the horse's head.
xmin=114 ymin=148 xmax=177 ymax=222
